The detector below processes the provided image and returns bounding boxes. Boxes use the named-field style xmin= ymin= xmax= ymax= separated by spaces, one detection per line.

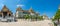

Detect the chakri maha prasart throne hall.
xmin=0 ymin=5 xmax=49 ymax=22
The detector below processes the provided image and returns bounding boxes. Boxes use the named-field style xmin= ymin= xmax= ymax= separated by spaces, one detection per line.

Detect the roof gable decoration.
xmin=1 ymin=5 xmax=9 ymax=12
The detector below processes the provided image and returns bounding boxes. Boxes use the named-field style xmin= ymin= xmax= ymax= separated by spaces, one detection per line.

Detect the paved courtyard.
xmin=0 ymin=19 xmax=54 ymax=26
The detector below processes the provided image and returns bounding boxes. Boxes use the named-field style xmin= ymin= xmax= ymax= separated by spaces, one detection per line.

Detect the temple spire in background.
xmin=59 ymin=4 xmax=60 ymax=9
xmin=16 ymin=6 xmax=22 ymax=11
xmin=29 ymin=7 xmax=34 ymax=13
xmin=43 ymin=13 xmax=49 ymax=20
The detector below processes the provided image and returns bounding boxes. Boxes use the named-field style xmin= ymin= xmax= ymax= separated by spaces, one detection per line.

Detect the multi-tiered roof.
xmin=0 ymin=5 xmax=13 ymax=17
xmin=1 ymin=5 xmax=9 ymax=12
xmin=16 ymin=7 xmax=35 ymax=14
xmin=29 ymin=7 xmax=35 ymax=13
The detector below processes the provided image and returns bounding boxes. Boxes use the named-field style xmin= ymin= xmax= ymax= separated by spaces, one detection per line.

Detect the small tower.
xmin=29 ymin=7 xmax=34 ymax=13
xmin=43 ymin=13 xmax=49 ymax=20
xmin=29 ymin=7 xmax=35 ymax=15
xmin=16 ymin=7 xmax=23 ymax=18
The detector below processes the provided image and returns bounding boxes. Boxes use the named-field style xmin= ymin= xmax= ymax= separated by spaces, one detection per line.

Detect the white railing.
xmin=0 ymin=16 xmax=16 ymax=22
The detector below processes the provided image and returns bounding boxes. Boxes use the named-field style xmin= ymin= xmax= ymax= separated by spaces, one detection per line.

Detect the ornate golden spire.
xmin=16 ymin=6 xmax=22 ymax=11
xmin=1 ymin=5 xmax=9 ymax=12
xmin=29 ymin=7 xmax=34 ymax=13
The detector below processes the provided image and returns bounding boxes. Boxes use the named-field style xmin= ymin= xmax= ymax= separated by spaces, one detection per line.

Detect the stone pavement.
xmin=0 ymin=19 xmax=54 ymax=26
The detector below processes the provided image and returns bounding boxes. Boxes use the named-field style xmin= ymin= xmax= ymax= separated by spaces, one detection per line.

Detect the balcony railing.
xmin=0 ymin=16 xmax=16 ymax=22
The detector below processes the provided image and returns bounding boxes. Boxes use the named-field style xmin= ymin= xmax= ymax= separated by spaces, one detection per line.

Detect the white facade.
xmin=43 ymin=15 xmax=49 ymax=20
xmin=30 ymin=13 xmax=35 ymax=15
xmin=16 ymin=11 xmax=19 ymax=17
xmin=16 ymin=11 xmax=24 ymax=18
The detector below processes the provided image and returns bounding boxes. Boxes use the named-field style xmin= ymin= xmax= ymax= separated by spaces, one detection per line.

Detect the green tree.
xmin=53 ymin=9 xmax=60 ymax=21
xmin=31 ymin=15 xmax=36 ymax=21
xmin=24 ymin=14 xmax=30 ymax=19
xmin=37 ymin=16 xmax=43 ymax=20
xmin=52 ymin=9 xmax=60 ymax=26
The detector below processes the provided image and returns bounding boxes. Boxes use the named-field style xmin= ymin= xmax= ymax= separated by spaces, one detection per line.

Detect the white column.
xmin=16 ymin=11 xmax=18 ymax=17
xmin=7 ymin=13 xmax=8 ymax=16
xmin=2 ymin=13 xmax=3 ymax=18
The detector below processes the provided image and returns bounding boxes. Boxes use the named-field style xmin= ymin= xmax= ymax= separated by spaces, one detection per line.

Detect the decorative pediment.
xmin=1 ymin=5 xmax=9 ymax=12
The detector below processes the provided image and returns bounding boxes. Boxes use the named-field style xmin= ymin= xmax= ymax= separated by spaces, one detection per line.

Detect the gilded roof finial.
xmin=3 ymin=5 xmax=7 ymax=8
xmin=3 ymin=5 xmax=6 ymax=7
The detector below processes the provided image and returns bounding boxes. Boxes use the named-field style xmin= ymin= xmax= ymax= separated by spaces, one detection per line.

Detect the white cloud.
xmin=0 ymin=3 xmax=4 ymax=7
xmin=0 ymin=0 xmax=5 ymax=7
xmin=17 ymin=4 xmax=24 ymax=7
xmin=0 ymin=3 xmax=4 ymax=10
xmin=1 ymin=3 xmax=4 ymax=6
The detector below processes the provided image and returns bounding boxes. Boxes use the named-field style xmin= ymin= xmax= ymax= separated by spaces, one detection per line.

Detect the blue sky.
xmin=0 ymin=0 xmax=60 ymax=18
